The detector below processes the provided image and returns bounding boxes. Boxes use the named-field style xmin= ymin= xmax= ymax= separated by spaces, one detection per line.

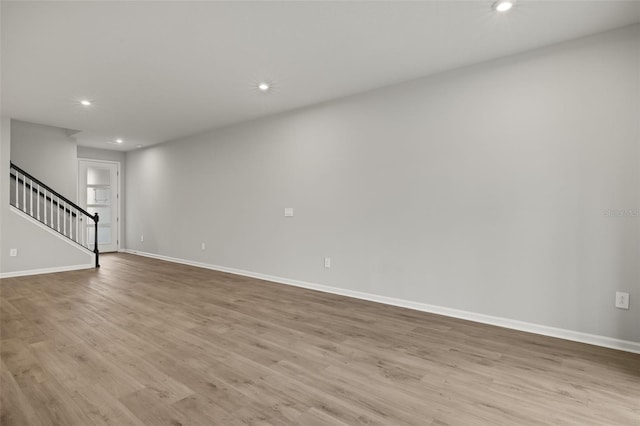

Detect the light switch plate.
xmin=9 ymin=248 xmax=18 ymax=257
xmin=284 ymin=208 xmax=294 ymax=217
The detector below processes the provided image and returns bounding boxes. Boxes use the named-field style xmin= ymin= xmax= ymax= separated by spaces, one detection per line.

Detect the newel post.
xmin=93 ymin=212 xmax=100 ymax=267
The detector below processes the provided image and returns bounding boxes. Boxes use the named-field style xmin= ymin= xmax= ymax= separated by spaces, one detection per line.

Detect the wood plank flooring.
xmin=1 ymin=253 xmax=639 ymax=425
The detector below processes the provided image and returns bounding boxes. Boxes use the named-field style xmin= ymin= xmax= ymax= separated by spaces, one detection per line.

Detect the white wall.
xmin=11 ymin=119 xmax=78 ymax=201
xmin=0 ymin=207 xmax=94 ymax=275
xmin=1 ymin=118 xmax=94 ymax=275
xmin=77 ymin=146 xmax=126 ymax=251
xmin=126 ymin=25 xmax=640 ymax=343
xmin=0 ymin=117 xmax=11 ymax=273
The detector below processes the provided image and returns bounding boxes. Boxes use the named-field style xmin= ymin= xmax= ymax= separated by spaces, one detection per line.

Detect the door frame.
xmin=77 ymin=158 xmax=121 ymax=252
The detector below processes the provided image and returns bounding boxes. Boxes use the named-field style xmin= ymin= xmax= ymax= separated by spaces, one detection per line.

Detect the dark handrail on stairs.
xmin=9 ymin=162 xmax=100 ymax=267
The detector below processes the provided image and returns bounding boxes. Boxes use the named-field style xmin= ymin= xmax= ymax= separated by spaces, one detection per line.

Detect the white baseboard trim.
xmin=124 ymin=249 xmax=640 ymax=354
xmin=1 ymin=263 xmax=95 ymax=279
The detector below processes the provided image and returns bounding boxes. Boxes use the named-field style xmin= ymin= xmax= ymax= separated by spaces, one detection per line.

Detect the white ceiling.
xmin=2 ymin=1 xmax=639 ymax=151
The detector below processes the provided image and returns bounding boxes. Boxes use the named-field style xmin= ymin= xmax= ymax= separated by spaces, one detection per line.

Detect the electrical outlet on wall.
xmin=324 ymin=257 xmax=331 ymax=268
xmin=140 ymin=235 xmax=144 ymax=242
xmin=615 ymin=292 xmax=630 ymax=310
xmin=201 ymin=242 xmax=206 ymax=251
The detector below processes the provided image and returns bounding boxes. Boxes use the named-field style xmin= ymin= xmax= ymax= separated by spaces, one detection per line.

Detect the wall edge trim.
xmin=9 ymin=205 xmax=96 ymax=255
xmin=123 ymin=249 xmax=640 ymax=354
xmin=0 ymin=263 xmax=94 ymax=278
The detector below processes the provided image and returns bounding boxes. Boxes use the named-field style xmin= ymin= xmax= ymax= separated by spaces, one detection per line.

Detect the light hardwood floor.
xmin=1 ymin=254 xmax=639 ymax=425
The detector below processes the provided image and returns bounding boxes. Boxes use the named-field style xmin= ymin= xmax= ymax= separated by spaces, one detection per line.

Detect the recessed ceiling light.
xmin=80 ymin=99 xmax=92 ymax=106
xmin=115 ymin=138 xmax=123 ymax=144
xmin=258 ymin=82 xmax=270 ymax=92
xmin=493 ymin=0 xmax=513 ymax=12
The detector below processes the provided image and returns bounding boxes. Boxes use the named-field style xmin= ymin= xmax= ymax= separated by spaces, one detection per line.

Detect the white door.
xmin=78 ymin=160 xmax=119 ymax=252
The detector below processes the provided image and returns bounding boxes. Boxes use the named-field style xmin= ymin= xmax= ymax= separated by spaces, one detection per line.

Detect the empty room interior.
xmin=1 ymin=1 xmax=640 ymax=425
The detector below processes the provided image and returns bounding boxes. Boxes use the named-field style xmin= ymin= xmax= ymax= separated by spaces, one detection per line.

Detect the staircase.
xmin=9 ymin=162 xmax=100 ymax=267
